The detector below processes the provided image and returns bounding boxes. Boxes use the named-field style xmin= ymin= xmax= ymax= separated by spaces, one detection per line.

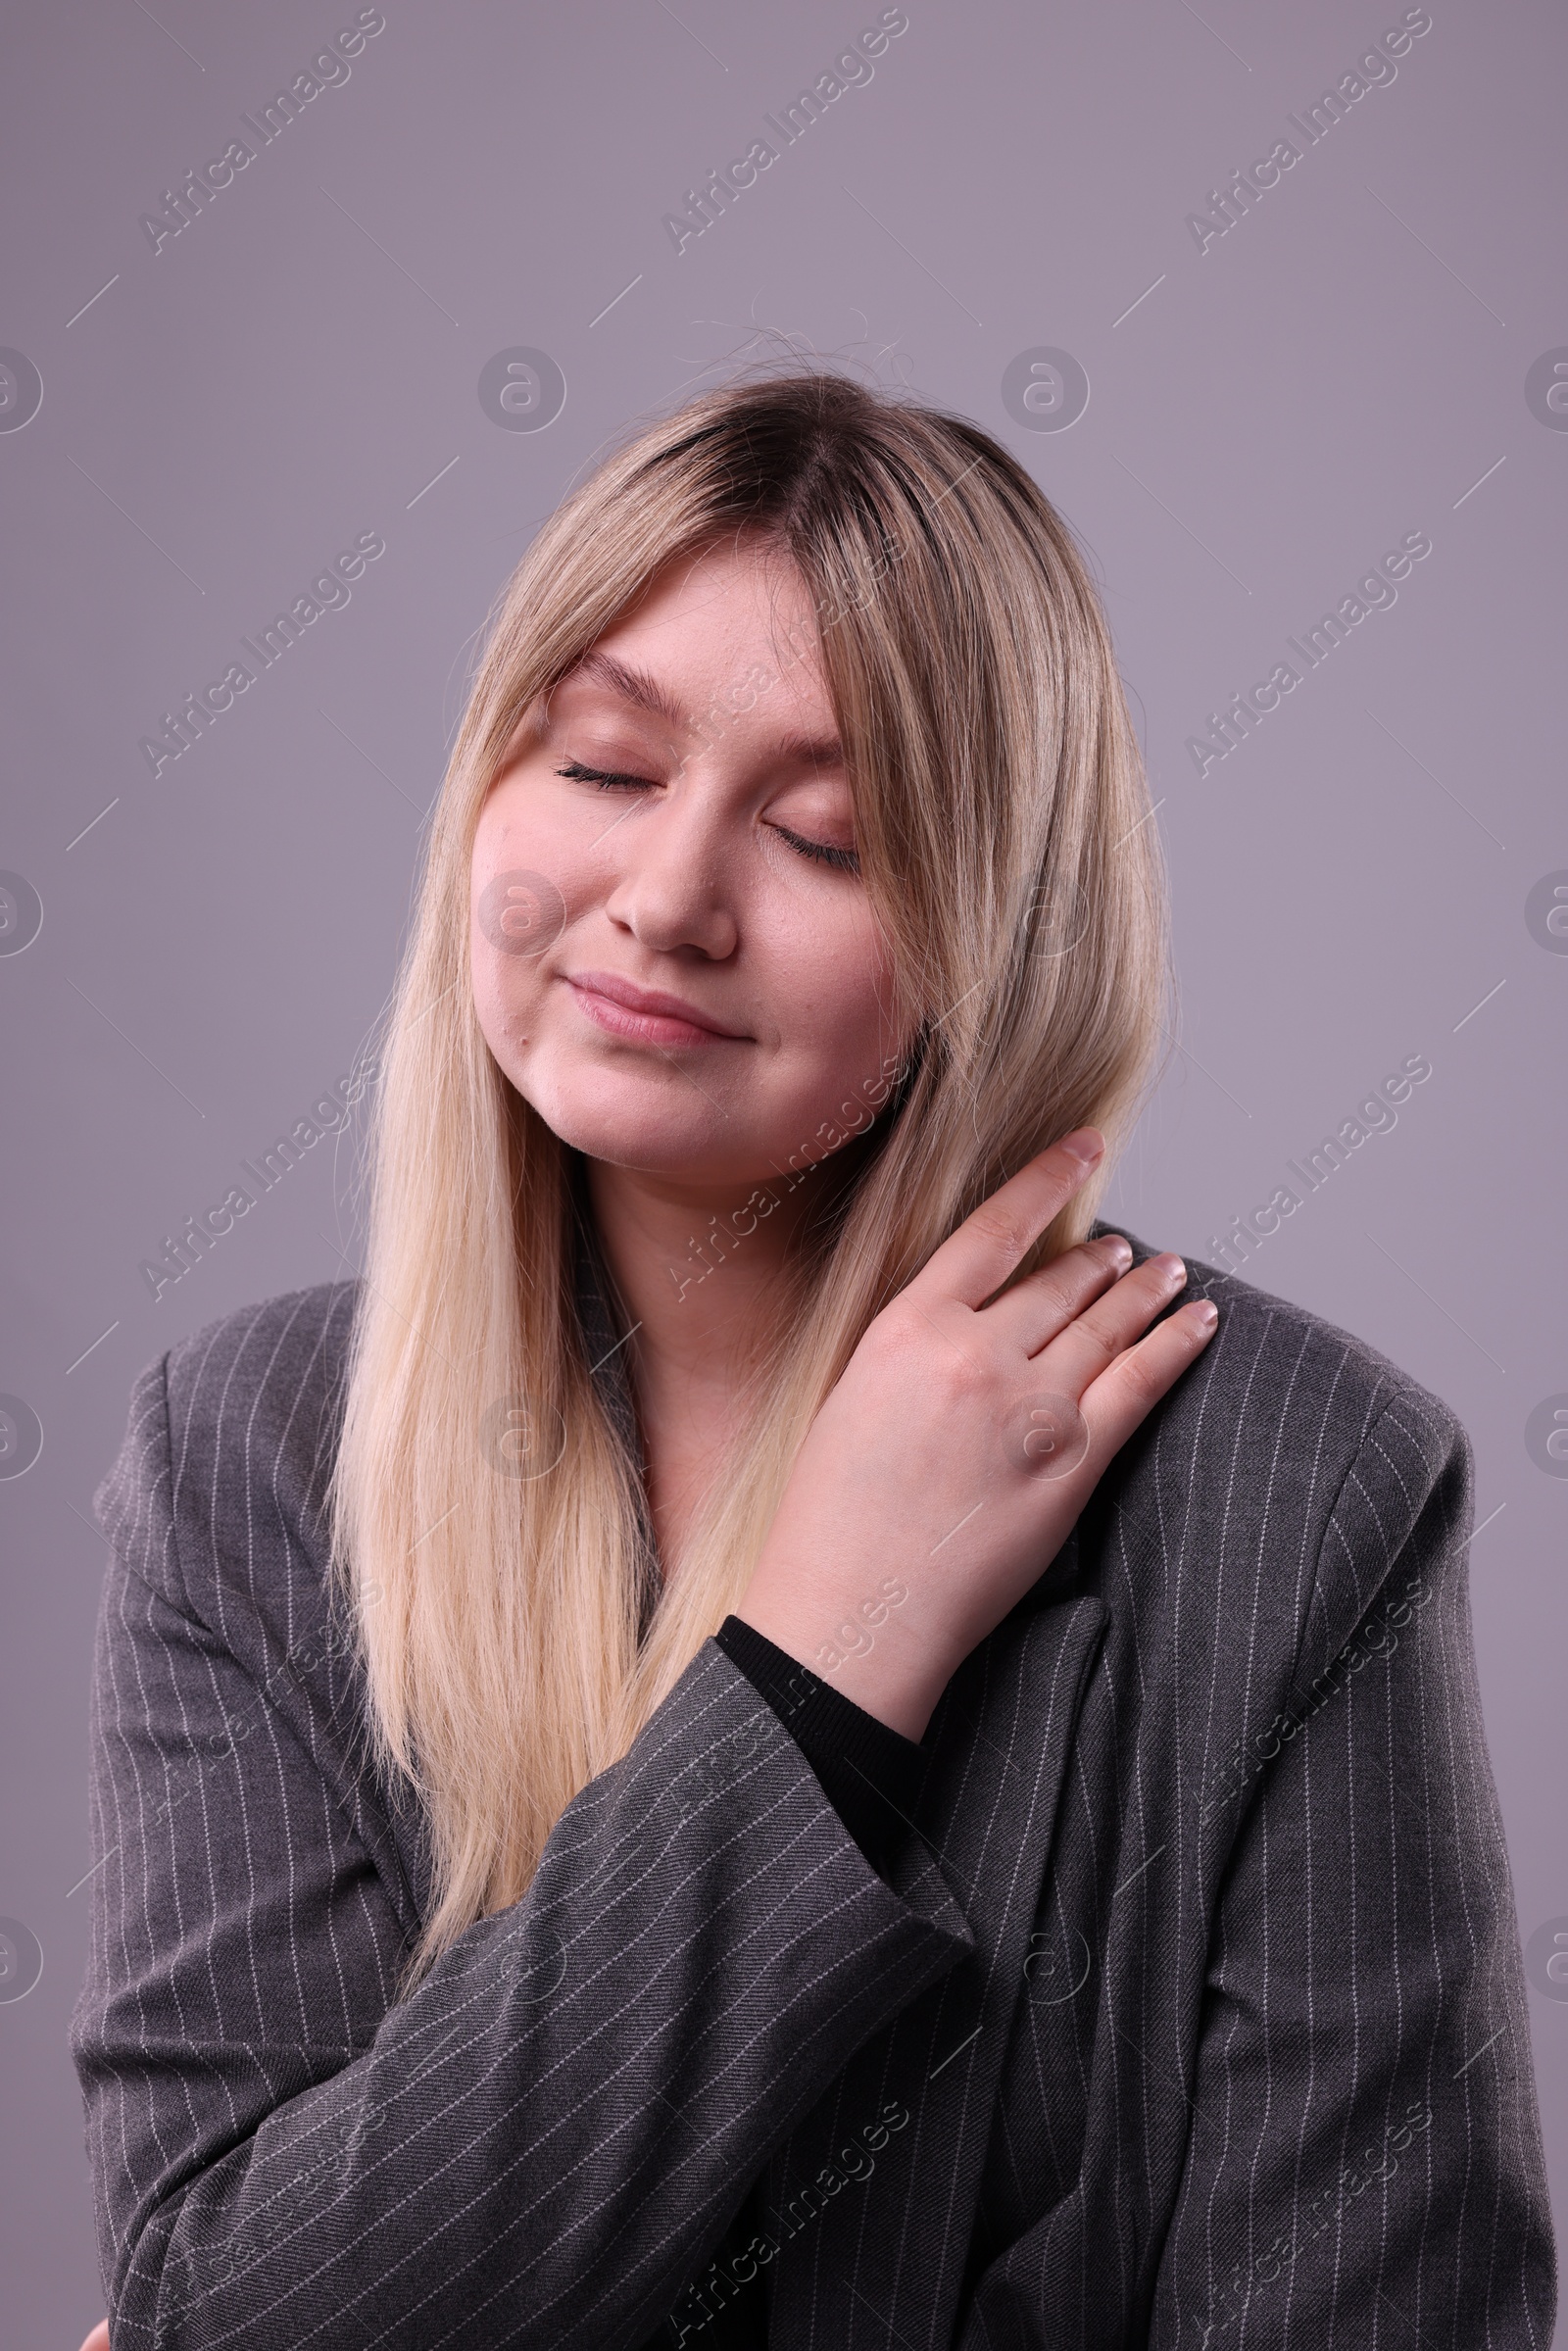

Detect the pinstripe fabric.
xmin=70 ymin=1231 xmax=1556 ymax=2349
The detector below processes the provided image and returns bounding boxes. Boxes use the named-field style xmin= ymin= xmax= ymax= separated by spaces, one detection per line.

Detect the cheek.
xmin=468 ymin=918 xmax=548 ymax=1081
xmin=473 ymin=767 xmax=576 ymax=885
xmin=760 ymin=901 xmax=902 ymax=1090
xmin=468 ymin=786 xmax=578 ymax=1062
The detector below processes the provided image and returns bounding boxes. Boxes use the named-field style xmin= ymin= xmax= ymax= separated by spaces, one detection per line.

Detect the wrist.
xmin=732 ymin=1588 xmax=948 ymax=1742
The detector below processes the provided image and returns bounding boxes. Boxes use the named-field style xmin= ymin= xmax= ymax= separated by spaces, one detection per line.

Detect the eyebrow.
xmin=561 ymin=648 xmax=845 ymax=772
xmin=566 ymin=650 xmax=688 ymax=732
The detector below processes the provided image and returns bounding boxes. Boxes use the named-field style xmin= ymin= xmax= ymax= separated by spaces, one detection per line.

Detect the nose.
xmin=600 ymin=772 xmax=739 ymax=960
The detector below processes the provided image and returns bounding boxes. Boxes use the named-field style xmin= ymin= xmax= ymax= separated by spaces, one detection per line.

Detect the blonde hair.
xmin=328 ymin=366 xmax=1172 ymax=1992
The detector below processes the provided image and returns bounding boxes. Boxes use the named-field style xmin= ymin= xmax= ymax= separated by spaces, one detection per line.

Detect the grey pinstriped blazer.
xmin=70 ymin=1225 xmax=1555 ymax=2348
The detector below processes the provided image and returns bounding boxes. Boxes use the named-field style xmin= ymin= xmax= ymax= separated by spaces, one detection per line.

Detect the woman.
xmin=71 ymin=370 xmax=1553 ymax=2348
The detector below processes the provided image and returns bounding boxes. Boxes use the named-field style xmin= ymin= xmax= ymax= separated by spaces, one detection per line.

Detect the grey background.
xmin=1 ymin=0 xmax=1562 ymax=2339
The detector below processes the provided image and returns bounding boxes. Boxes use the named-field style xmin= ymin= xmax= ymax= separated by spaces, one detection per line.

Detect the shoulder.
xmin=1181 ymin=1238 xmax=1462 ymax=1459
xmin=1097 ymin=1222 xmax=1467 ymax=1453
xmin=93 ymin=1280 xmax=362 ymax=1621
xmin=1083 ymin=1228 xmax=1472 ymax=1674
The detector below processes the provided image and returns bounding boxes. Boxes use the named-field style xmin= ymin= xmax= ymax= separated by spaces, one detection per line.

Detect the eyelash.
xmin=554 ymin=759 xmax=859 ymax=872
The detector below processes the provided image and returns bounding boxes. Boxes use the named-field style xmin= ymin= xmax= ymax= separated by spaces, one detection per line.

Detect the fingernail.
xmin=1190 ymin=1299 xmax=1218 ymax=1328
xmin=1059 ymin=1130 xmax=1103 ymax=1165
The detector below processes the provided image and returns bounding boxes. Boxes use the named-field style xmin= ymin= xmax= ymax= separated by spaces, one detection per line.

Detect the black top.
xmin=711 ymin=1616 xmax=927 ymax=1880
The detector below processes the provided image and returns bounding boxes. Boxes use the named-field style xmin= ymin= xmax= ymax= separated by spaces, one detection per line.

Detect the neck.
xmin=576 ymin=1138 xmax=879 ymax=1580
xmin=581 ymin=1152 xmax=821 ymax=1415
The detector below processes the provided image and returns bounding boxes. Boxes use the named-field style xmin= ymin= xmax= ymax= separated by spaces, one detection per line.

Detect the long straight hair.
xmin=327 ymin=367 xmax=1172 ymax=1992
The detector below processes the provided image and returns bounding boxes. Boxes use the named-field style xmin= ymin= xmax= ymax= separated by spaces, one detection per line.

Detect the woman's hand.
xmin=737 ymin=1129 xmax=1217 ymax=1739
xmin=76 ymin=2324 xmax=110 ymax=2351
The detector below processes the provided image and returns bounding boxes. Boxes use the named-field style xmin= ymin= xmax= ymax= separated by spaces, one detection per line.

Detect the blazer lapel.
xmin=763 ymin=1572 xmax=1105 ymax=2350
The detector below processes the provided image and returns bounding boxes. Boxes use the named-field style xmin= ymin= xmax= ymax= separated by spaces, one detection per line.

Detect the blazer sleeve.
xmin=69 ymin=1356 xmax=975 ymax=2351
xmin=1149 ymin=1383 xmax=1557 ymax=2348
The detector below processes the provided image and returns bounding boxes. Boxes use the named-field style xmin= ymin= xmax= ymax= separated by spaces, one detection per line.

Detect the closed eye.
xmin=557 ymin=760 xmax=859 ymax=873
xmin=556 ymin=758 xmax=655 ymax=792
xmin=770 ymin=823 xmax=860 ymax=873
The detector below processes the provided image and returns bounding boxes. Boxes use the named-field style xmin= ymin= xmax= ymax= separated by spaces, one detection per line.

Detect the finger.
xmin=912 ymin=1129 xmax=1104 ymax=1311
xmin=77 ymin=2326 xmax=111 ymax=2351
xmin=1072 ymin=1289 xmax=1219 ymax=1456
xmin=980 ymin=1230 xmax=1134 ymax=1355
xmin=1035 ymin=1251 xmax=1196 ymax=1397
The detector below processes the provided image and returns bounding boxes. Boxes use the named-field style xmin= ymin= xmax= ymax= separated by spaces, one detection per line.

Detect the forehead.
xmin=563 ymin=537 xmax=836 ymax=736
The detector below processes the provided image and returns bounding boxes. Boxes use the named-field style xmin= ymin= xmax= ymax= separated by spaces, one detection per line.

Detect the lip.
xmin=564 ymin=969 xmax=751 ymax=1046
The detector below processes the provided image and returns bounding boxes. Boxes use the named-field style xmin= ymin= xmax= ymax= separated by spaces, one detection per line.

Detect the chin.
xmin=513 ymin=1054 xmax=768 ymax=1185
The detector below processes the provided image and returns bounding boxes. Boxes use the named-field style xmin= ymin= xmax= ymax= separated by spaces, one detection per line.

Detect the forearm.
xmin=80 ymin=1618 xmax=970 ymax=2351
xmin=712 ymin=1613 xmax=928 ymax=1876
